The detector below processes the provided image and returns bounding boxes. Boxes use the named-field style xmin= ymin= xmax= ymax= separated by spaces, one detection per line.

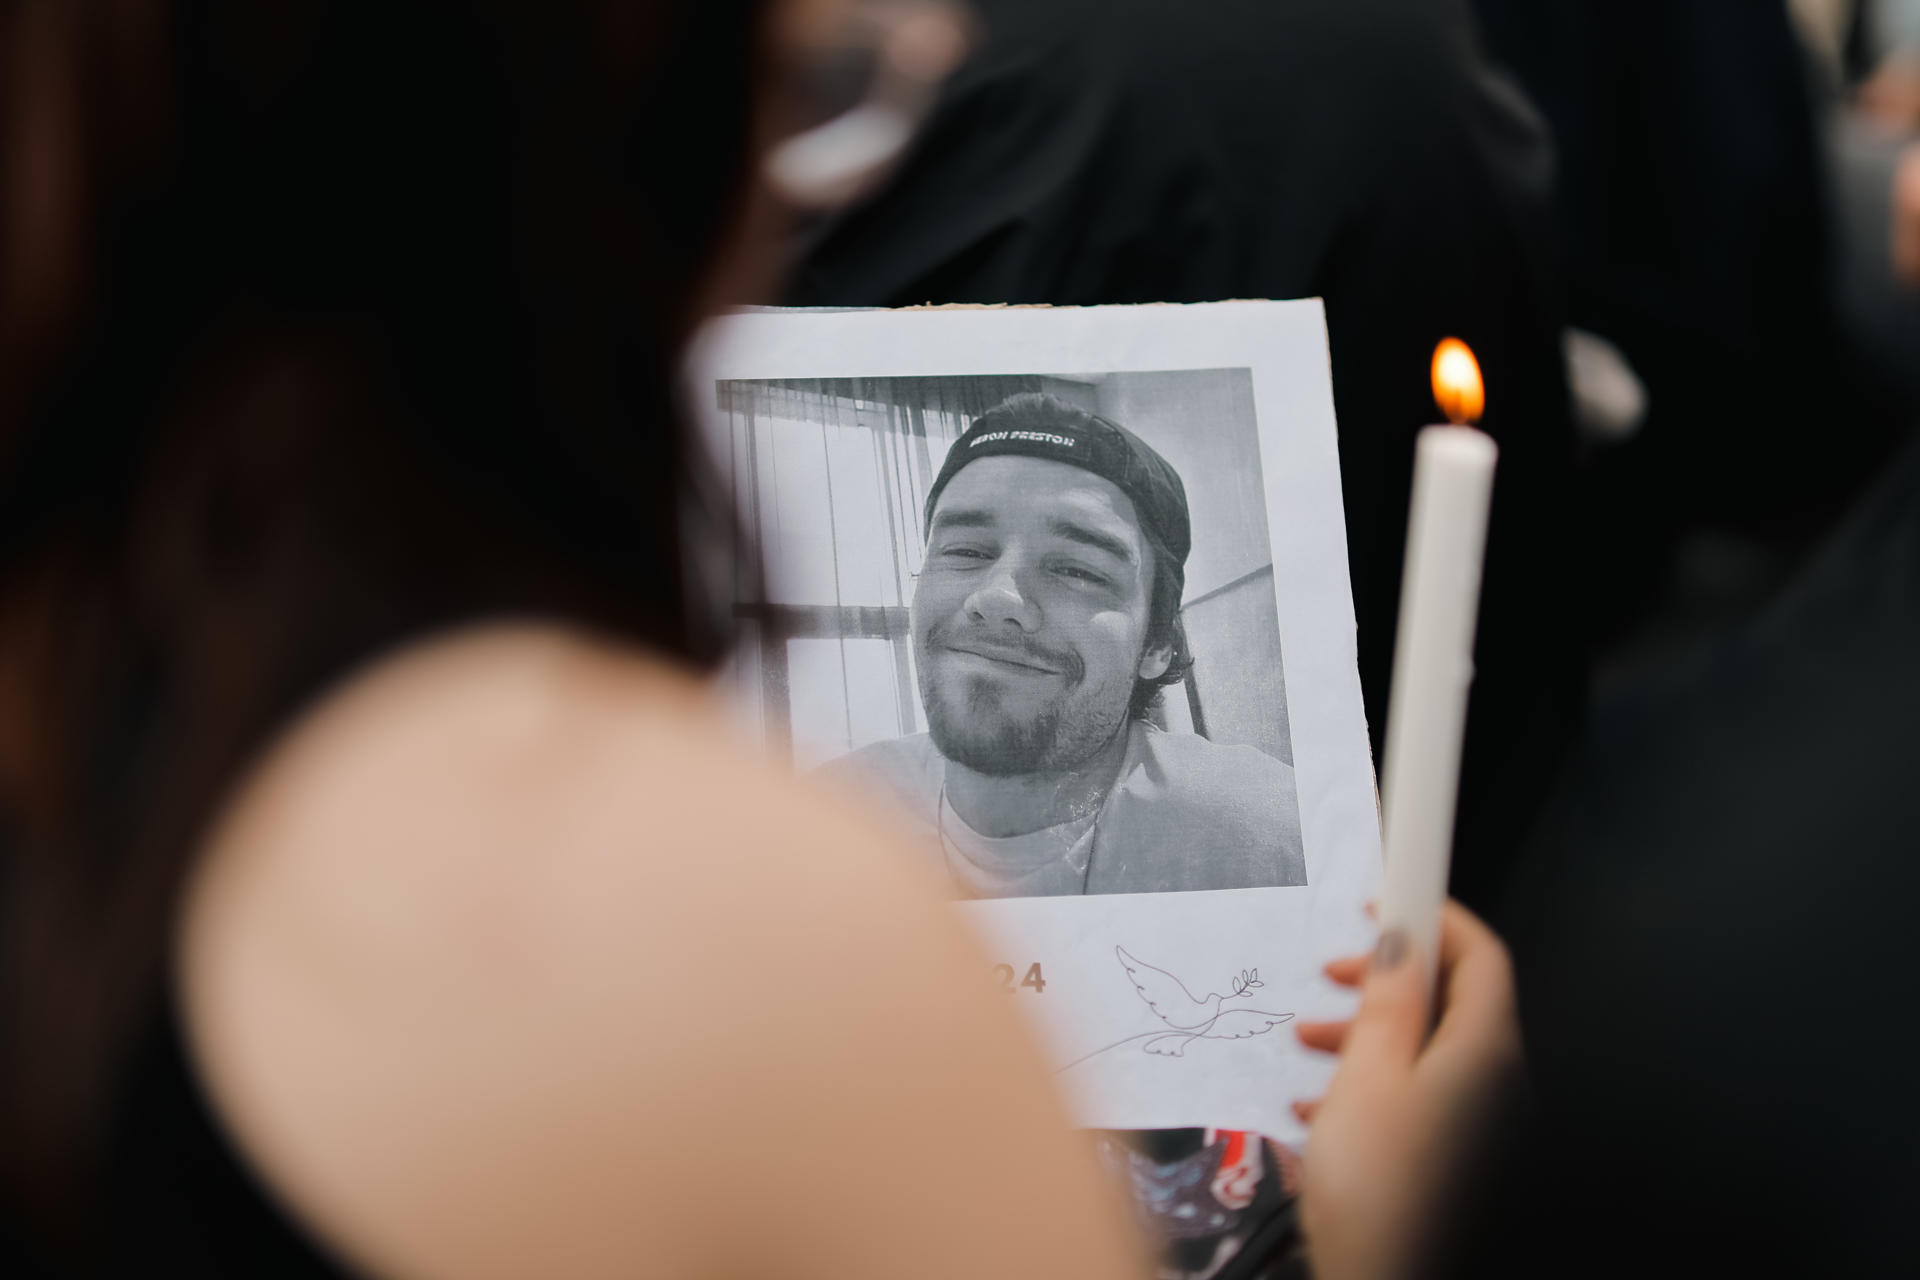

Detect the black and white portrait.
xmin=698 ymin=302 xmax=1377 ymax=1137
xmin=715 ymin=369 xmax=1304 ymax=899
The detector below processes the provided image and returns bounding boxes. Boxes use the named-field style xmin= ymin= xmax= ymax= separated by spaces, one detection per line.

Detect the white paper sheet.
xmin=690 ymin=301 xmax=1379 ymax=1143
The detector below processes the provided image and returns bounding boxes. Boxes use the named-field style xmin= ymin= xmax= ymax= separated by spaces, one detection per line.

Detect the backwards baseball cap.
xmin=922 ymin=393 xmax=1192 ymax=583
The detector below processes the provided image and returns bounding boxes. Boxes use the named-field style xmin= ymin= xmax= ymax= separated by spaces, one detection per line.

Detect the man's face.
xmin=913 ymin=455 xmax=1172 ymax=777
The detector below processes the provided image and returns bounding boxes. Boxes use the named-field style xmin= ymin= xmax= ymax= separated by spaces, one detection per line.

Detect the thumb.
xmin=1337 ymin=928 xmax=1429 ymax=1074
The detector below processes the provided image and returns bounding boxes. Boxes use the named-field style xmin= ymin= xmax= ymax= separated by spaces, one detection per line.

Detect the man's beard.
xmin=918 ymin=627 xmax=1133 ymax=777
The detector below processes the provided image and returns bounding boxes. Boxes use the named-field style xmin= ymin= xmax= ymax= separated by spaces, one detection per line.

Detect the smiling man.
xmin=827 ymin=393 xmax=1305 ymax=898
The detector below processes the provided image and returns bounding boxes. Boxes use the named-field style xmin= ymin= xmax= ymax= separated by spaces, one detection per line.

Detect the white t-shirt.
xmin=823 ymin=722 xmax=1306 ymax=897
xmin=935 ymin=789 xmax=1099 ymax=897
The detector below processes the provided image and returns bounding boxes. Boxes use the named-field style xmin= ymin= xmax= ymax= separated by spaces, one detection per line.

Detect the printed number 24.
xmin=992 ymin=963 xmax=1047 ymax=994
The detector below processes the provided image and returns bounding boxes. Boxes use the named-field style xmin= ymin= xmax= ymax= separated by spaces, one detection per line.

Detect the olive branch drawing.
xmin=1056 ymin=948 xmax=1293 ymax=1072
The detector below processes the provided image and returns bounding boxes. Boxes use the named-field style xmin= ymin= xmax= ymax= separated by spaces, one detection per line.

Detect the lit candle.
xmin=1376 ymin=338 xmax=1497 ymax=996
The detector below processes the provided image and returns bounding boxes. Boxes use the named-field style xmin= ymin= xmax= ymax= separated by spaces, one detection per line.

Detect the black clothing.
xmin=1472 ymin=0 xmax=1904 ymax=629
xmin=1502 ymin=429 xmax=1920 ymax=1276
xmin=5 ymin=998 xmax=344 ymax=1277
xmin=789 ymin=0 xmax=1586 ymax=916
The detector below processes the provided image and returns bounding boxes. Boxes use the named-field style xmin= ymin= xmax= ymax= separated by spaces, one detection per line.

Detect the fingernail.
xmin=1372 ymin=928 xmax=1409 ymax=971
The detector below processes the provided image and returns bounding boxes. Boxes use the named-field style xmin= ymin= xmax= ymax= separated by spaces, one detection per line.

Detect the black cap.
xmin=922 ymin=394 xmax=1191 ymax=585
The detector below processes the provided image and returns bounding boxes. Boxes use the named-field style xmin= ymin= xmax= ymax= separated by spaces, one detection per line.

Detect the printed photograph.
xmin=715 ymin=369 xmax=1303 ymax=898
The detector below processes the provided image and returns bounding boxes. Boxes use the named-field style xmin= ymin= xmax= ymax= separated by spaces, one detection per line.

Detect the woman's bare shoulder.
xmin=177 ymin=622 xmax=1139 ymax=1280
xmin=182 ymin=621 xmax=899 ymax=917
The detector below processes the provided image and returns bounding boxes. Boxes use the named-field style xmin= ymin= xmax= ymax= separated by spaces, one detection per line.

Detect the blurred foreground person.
xmin=0 ymin=2 xmax=1516 ymax=1278
xmin=0 ymin=2 xmax=1133 ymax=1274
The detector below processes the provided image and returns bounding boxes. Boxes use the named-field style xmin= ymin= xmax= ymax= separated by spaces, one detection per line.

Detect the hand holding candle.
xmin=1376 ymin=339 xmax=1497 ymax=999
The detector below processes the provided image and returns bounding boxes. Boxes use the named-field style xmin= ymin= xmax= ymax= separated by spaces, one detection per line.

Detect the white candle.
xmin=1376 ymin=425 xmax=1498 ymax=994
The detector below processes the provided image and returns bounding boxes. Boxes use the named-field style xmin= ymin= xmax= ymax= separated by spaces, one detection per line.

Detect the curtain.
xmin=716 ymin=376 xmax=1046 ymax=765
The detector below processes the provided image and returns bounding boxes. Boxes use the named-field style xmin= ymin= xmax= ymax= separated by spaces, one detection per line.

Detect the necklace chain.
xmin=935 ymin=775 xmax=1102 ymax=896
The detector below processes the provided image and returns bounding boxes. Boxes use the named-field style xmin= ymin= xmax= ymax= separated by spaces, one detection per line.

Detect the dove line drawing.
xmin=1055 ymin=948 xmax=1295 ymax=1072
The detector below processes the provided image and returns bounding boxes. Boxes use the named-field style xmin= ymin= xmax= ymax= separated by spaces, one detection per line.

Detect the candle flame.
xmin=1430 ymin=338 xmax=1484 ymax=425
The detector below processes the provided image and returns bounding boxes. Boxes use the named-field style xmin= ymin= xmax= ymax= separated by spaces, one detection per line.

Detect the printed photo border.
xmin=689 ymin=302 xmax=1380 ymax=1141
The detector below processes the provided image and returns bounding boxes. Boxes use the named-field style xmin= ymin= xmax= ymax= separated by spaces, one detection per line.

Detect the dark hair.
xmin=1131 ymin=528 xmax=1194 ymax=720
xmin=0 ymin=0 xmax=771 ymax=1236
